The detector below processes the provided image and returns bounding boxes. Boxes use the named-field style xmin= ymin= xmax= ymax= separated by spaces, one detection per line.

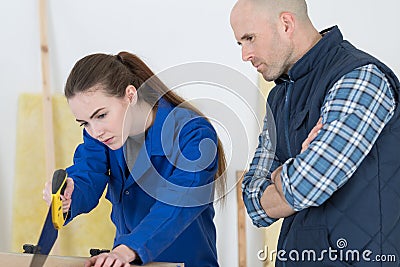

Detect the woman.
xmin=43 ymin=51 xmax=227 ymax=267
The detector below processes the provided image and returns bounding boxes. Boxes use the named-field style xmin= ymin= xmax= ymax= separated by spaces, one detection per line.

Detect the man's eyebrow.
xmin=75 ymin=107 xmax=105 ymax=123
xmin=237 ymin=33 xmax=252 ymax=46
xmin=240 ymin=33 xmax=252 ymax=41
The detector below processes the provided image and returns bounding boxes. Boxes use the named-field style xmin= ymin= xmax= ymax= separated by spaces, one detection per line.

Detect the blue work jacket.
xmin=65 ymin=98 xmax=219 ymax=267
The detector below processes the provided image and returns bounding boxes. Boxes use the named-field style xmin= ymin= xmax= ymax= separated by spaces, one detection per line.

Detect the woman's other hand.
xmin=84 ymin=245 xmax=137 ymax=267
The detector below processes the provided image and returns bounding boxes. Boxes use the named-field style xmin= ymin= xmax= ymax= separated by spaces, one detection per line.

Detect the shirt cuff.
xmin=243 ymin=178 xmax=278 ymax=227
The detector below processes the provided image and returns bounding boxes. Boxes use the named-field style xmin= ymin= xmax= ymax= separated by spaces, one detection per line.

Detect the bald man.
xmin=231 ymin=0 xmax=400 ymax=266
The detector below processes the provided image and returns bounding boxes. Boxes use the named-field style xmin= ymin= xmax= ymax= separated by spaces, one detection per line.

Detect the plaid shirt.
xmin=242 ymin=64 xmax=396 ymax=227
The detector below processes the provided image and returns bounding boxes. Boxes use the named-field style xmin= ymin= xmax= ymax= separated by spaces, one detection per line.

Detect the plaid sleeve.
xmin=242 ymin=110 xmax=281 ymax=227
xmin=281 ymin=64 xmax=396 ymax=211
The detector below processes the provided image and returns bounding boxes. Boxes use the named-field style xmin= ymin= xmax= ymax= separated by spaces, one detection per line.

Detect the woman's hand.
xmin=84 ymin=245 xmax=137 ymax=267
xmin=301 ymin=118 xmax=323 ymax=153
xmin=43 ymin=177 xmax=74 ymax=213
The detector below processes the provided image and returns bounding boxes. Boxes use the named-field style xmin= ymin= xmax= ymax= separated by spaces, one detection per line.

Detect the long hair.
xmin=65 ymin=51 xmax=227 ymax=203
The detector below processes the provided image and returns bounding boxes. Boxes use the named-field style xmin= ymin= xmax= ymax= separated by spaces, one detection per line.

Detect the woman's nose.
xmin=91 ymin=124 xmax=105 ymax=140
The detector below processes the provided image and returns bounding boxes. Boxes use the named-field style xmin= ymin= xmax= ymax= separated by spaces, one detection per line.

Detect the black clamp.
xmin=22 ymin=243 xmax=41 ymax=254
xmin=89 ymin=248 xmax=111 ymax=257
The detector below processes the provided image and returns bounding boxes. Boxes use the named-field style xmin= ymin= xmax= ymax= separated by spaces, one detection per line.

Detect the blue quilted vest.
xmin=267 ymin=26 xmax=400 ymax=267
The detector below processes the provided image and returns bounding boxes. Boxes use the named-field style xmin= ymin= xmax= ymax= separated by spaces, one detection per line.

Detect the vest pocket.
xmin=292 ymin=110 xmax=309 ymax=154
xmin=281 ymin=227 xmax=353 ymax=266
xmin=292 ymin=110 xmax=309 ymax=130
xmin=296 ymin=227 xmax=328 ymax=245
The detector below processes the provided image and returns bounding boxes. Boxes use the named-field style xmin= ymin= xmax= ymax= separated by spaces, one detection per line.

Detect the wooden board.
xmin=39 ymin=0 xmax=56 ymax=184
xmin=0 ymin=252 xmax=183 ymax=267
xmin=236 ymin=170 xmax=246 ymax=267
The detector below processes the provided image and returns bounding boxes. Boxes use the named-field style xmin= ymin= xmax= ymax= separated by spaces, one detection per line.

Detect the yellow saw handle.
xmin=51 ymin=169 xmax=68 ymax=230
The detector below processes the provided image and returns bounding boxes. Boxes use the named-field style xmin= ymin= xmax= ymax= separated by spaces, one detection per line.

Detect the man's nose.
xmin=242 ymin=45 xmax=253 ymax=62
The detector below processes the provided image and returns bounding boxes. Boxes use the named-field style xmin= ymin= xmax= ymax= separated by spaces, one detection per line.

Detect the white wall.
xmin=0 ymin=0 xmax=399 ymax=266
xmin=307 ymin=0 xmax=399 ymax=75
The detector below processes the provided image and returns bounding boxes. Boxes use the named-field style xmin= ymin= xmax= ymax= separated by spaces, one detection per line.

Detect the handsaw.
xmin=29 ymin=169 xmax=68 ymax=267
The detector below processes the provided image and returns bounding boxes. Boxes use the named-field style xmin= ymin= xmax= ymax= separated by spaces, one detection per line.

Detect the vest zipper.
xmin=284 ymin=79 xmax=294 ymax=158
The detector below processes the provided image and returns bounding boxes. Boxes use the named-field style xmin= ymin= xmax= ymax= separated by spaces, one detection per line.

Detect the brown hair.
xmin=65 ymin=51 xmax=227 ymax=202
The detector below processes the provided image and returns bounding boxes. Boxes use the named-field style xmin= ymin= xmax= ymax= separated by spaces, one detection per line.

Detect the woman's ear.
xmin=126 ymin=85 xmax=138 ymax=105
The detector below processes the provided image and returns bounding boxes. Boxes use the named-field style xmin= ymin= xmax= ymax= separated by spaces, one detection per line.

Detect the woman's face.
xmin=68 ymin=88 xmax=131 ymax=150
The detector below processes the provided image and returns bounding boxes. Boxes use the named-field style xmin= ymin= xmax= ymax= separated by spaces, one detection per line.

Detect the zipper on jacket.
xmin=284 ymin=79 xmax=294 ymax=158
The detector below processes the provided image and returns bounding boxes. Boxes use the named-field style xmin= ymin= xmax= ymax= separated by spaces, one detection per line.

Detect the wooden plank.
xmin=236 ymin=170 xmax=247 ymax=267
xmin=0 ymin=252 xmax=184 ymax=267
xmin=38 ymin=0 xmax=58 ymax=254
xmin=38 ymin=0 xmax=56 ymax=181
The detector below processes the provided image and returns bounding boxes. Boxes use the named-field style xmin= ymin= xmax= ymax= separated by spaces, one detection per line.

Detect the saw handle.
xmin=51 ymin=169 xmax=68 ymax=229
xmin=52 ymin=169 xmax=67 ymax=195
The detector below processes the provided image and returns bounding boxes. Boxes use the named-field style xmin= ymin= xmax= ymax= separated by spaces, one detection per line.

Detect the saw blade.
xmin=29 ymin=169 xmax=67 ymax=267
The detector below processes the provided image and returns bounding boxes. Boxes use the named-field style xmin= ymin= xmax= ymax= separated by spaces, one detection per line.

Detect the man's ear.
xmin=280 ymin=12 xmax=296 ymax=36
xmin=126 ymin=85 xmax=138 ymax=105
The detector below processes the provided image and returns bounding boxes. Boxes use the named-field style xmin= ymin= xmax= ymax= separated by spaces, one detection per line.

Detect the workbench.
xmin=0 ymin=252 xmax=183 ymax=267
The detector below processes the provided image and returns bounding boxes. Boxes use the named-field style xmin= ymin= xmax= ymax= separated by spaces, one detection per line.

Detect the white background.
xmin=0 ymin=1 xmax=399 ymax=266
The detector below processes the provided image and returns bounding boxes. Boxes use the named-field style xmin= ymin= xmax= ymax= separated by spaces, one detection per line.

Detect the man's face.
xmin=230 ymin=0 xmax=293 ymax=81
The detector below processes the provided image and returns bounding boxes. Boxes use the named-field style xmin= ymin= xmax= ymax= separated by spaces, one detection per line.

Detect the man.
xmin=230 ymin=0 xmax=400 ymax=266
